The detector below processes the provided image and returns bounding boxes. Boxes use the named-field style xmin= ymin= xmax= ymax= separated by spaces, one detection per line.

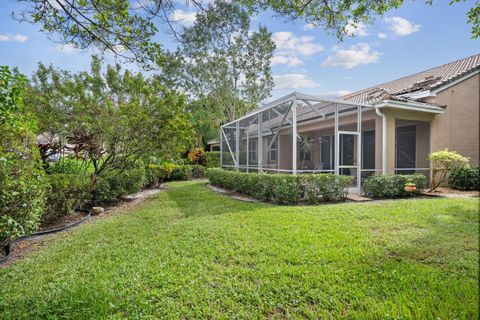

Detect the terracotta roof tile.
xmin=339 ymin=54 xmax=480 ymax=104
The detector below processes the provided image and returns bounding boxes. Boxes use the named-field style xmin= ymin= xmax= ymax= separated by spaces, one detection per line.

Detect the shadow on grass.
xmin=163 ymin=181 xmax=270 ymax=219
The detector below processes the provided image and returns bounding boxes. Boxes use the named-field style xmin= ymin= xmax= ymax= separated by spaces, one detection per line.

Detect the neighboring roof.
xmin=207 ymin=138 xmax=219 ymax=145
xmin=339 ymin=54 xmax=480 ymax=105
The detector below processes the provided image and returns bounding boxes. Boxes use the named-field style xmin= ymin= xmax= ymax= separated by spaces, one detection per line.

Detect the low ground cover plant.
xmin=449 ymin=166 xmax=480 ymax=191
xmin=362 ymin=174 xmax=427 ymax=198
xmin=206 ymin=168 xmax=351 ymax=204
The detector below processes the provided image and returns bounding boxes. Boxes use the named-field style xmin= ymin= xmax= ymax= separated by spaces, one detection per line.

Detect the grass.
xmin=0 ymin=181 xmax=478 ymax=319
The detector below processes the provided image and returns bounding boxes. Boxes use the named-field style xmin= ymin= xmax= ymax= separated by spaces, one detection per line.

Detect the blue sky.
xmin=0 ymin=0 xmax=478 ymax=102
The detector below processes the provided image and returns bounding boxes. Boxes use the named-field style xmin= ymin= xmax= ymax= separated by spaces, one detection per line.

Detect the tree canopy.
xmin=238 ymin=0 xmax=480 ymax=39
xmin=162 ymin=0 xmax=275 ymax=120
xmin=13 ymin=0 xmax=479 ymax=65
xmin=25 ymin=56 xmax=194 ymax=178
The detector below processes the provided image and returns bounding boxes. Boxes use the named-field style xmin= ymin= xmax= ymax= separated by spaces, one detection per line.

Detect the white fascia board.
xmin=430 ymin=69 xmax=480 ymax=95
xmin=375 ymin=100 xmax=444 ymax=114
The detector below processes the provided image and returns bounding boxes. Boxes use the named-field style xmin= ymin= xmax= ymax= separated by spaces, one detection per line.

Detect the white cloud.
xmin=345 ymin=21 xmax=368 ymax=37
xmin=322 ymin=43 xmax=381 ymax=69
xmin=0 ymin=33 xmax=28 ymax=43
xmin=271 ymin=55 xmax=303 ymax=67
xmin=273 ymin=73 xmax=320 ymax=90
xmin=55 ymin=43 xmax=79 ymax=53
xmin=385 ymin=17 xmax=421 ymax=36
xmin=272 ymin=32 xmax=324 ymax=57
xmin=170 ymin=9 xmax=197 ymax=25
xmin=377 ymin=32 xmax=388 ymax=39
xmin=303 ymin=23 xmax=315 ymax=31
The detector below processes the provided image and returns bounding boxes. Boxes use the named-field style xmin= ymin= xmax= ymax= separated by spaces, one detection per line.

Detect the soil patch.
xmin=421 ymin=187 xmax=479 ymax=198
xmin=1 ymin=186 xmax=166 ymax=268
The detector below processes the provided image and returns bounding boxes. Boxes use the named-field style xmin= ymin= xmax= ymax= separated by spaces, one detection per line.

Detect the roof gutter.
xmin=375 ymin=100 xmax=444 ymax=114
xmin=375 ymin=107 xmax=387 ymax=175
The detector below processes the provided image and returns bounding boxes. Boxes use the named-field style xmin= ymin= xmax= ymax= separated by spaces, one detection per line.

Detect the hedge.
xmin=206 ymin=168 xmax=352 ymax=204
xmin=362 ymin=174 xmax=427 ymax=198
xmin=43 ymin=174 xmax=92 ymax=223
xmin=91 ymin=162 xmax=147 ymax=204
xmin=205 ymin=151 xmax=221 ymax=168
xmin=448 ymin=166 xmax=480 ymax=191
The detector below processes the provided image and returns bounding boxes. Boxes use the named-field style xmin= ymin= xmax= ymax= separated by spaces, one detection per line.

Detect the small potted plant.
xmin=404 ymin=182 xmax=417 ymax=193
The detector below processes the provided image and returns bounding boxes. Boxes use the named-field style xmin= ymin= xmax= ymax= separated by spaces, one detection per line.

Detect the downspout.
xmin=375 ymin=107 xmax=387 ymax=175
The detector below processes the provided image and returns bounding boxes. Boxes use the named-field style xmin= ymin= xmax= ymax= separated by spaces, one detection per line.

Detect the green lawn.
xmin=0 ymin=181 xmax=478 ymax=319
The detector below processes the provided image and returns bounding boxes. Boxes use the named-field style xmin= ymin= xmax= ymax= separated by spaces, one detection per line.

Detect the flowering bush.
xmin=188 ymin=147 xmax=206 ymax=166
xmin=429 ymin=149 xmax=469 ymax=191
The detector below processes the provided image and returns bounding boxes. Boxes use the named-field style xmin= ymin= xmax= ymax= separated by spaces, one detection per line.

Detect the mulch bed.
xmin=421 ymin=187 xmax=479 ymax=198
xmin=39 ymin=211 xmax=87 ymax=231
xmin=0 ymin=186 xmax=166 ymax=268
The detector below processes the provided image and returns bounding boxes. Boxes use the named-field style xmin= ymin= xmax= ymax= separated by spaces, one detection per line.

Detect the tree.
xmin=162 ymin=0 xmax=275 ymax=135
xmin=428 ymin=149 xmax=469 ymax=191
xmin=25 ymin=56 xmax=194 ymax=181
xmin=11 ymin=0 xmax=478 ymax=67
xmin=0 ymin=66 xmax=46 ymax=242
xmin=238 ymin=0 xmax=480 ymax=39
xmin=187 ymin=97 xmax=224 ymax=147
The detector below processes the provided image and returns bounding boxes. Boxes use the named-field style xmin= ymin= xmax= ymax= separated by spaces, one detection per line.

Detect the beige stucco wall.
xmin=382 ymin=108 xmax=435 ymax=173
xmin=430 ymin=73 xmax=479 ymax=166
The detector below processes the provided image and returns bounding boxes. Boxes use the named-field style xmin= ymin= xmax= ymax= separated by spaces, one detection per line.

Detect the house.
xmin=220 ymin=54 xmax=480 ymax=193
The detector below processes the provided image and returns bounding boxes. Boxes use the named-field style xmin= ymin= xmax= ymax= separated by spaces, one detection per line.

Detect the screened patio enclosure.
xmin=220 ymin=92 xmax=377 ymax=194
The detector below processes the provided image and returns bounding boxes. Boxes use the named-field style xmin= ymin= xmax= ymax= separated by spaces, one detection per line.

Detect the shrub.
xmin=449 ymin=166 xmax=480 ymax=191
xmin=191 ymin=165 xmax=206 ymax=179
xmin=188 ymin=147 xmax=206 ymax=166
xmin=274 ymin=175 xmax=302 ymax=204
xmin=43 ymin=174 xmax=92 ymax=223
xmin=169 ymin=164 xmax=193 ymax=181
xmin=303 ymin=174 xmax=351 ymax=204
xmin=363 ymin=174 xmax=427 ymax=198
xmin=0 ymin=66 xmax=47 ymax=242
xmin=145 ymin=163 xmax=167 ymax=187
xmin=205 ymin=151 xmax=221 ymax=168
xmin=92 ymin=161 xmax=147 ymax=204
xmin=429 ymin=149 xmax=469 ymax=191
xmin=206 ymin=168 xmax=352 ymax=204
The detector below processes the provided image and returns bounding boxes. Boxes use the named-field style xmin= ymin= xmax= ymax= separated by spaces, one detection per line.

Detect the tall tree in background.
xmin=161 ymin=0 xmax=275 ymax=145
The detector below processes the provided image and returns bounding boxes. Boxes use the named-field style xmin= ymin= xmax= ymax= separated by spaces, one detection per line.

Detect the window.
xmin=248 ymin=140 xmax=257 ymax=162
xmin=395 ymin=125 xmax=416 ymax=174
xmin=362 ymin=130 xmax=375 ymax=169
xmin=269 ymin=137 xmax=277 ymax=161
